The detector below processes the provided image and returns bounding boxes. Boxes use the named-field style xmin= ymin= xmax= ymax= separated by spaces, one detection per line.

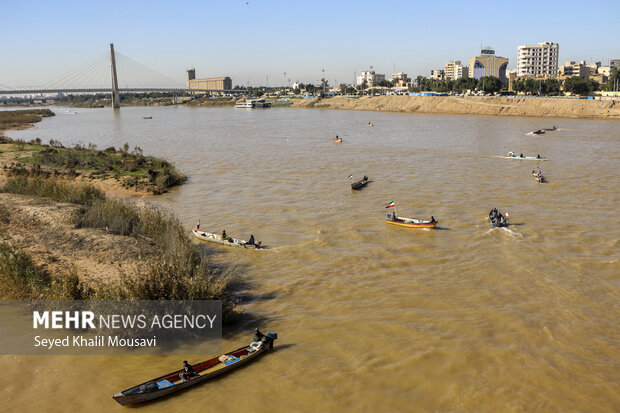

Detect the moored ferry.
xmin=235 ymin=99 xmax=272 ymax=108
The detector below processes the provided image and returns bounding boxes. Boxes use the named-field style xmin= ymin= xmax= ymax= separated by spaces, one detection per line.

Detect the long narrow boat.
xmin=192 ymin=229 xmax=264 ymax=249
xmin=500 ymin=154 xmax=548 ymax=161
xmin=387 ymin=215 xmax=437 ymax=229
xmin=351 ymin=176 xmax=369 ymax=190
xmin=113 ymin=339 xmax=276 ymax=406
xmin=333 ymin=138 xmax=343 ymax=143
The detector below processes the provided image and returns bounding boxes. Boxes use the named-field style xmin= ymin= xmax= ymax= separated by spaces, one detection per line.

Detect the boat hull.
xmin=386 ymin=219 xmax=437 ymax=229
xmin=192 ymin=229 xmax=261 ymax=249
xmin=113 ymin=346 xmax=268 ymax=406
xmin=500 ymin=156 xmax=548 ymax=161
xmin=351 ymin=180 xmax=368 ymax=190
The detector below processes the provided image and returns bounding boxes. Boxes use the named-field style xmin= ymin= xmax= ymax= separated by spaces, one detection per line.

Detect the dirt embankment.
xmin=290 ymin=95 xmax=620 ymax=119
xmin=0 ymin=193 xmax=157 ymax=288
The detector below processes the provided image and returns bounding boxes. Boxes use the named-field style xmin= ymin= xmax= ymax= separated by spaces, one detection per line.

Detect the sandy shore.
xmin=0 ymin=193 xmax=157 ymax=288
xmin=290 ymin=95 xmax=620 ymax=119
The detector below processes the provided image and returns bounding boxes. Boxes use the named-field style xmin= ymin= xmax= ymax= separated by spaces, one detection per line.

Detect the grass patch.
xmin=2 ymin=174 xmax=105 ymax=205
xmin=0 ymin=242 xmax=51 ymax=299
xmin=0 ymin=109 xmax=55 ymax=131
xmin=3 ymin=138 xmax=187 ymax=194
xmin=0 ymin=243 xmax=97 ymax=300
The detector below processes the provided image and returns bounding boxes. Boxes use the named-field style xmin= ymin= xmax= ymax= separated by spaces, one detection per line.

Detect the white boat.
xmin=500 ymin=152 xmax=548 ymax=161
xmin=235 ymin=99 xmax=272 ymax=108
xmin=192 ymin=229 xmax=264 ymax=249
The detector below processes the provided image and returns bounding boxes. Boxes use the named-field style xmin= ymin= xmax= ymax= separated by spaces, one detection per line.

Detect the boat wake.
xmin=499 ymin=227 xmax=523 ymax=239
xmin=483 ymin=226 xmax=523 ymax=239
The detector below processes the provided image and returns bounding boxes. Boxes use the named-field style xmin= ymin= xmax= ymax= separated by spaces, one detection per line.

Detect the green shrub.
xmin=0 ymin=242 xmax=50 ymax=299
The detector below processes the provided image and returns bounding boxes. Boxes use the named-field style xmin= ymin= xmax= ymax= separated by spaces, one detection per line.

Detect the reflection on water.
xmin=4 ymin=106 xmax=620 ymax=412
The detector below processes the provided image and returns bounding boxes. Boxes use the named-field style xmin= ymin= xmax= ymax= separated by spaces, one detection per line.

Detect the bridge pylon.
xmin=109 ymin=43 xmax=120 ymax=109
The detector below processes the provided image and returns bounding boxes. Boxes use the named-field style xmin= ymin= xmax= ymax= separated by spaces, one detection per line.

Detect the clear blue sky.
xmin=1 ymin=0 xmax=619 ymax=88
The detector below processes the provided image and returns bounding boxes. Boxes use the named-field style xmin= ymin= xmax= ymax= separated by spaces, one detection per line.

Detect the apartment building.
xmin=391 ymin=72 xmax=411 ymax=87
xmin=517 ymin=42 xmax=559 ymax=77
xmin=443 ymin=61 xmax=469 ymax=80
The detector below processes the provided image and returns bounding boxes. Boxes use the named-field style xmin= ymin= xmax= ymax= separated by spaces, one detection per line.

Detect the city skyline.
xmin=1 ymin=0 xmax=619 ymax=88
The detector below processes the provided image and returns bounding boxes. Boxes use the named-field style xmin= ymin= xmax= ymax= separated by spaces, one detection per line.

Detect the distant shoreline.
xmin=288 ymin=95 xmax=620 ymax=120
xmin=4 ymin=94 xmax=619 ymax=119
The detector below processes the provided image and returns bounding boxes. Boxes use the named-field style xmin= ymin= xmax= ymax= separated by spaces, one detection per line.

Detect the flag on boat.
xmin=504 ymin=212 xmax=509 ymax=218
xmin=196 ymin=220 xmax=200 ymax=230
xmin=348 ymin=175 xmax=353 ymax=180
xmin=385 ymin=201 xmax=395 ymax=208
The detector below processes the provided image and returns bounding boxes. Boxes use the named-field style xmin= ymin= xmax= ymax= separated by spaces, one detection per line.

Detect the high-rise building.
xmin=517 ymin=42 xmax=559 ymax=77
xmin=469 ymin=47 xmax=509 ymax=84
xmin=443 ymin=61 xmax=469 ymax=80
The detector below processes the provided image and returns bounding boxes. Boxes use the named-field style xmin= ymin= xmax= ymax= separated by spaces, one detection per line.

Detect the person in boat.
xmin=391 ymin=211 xmax=400 ymax=222
xmin=362 ymin=175 xmax=368 ymax=182
xmin=253 ymin=328 xmax=265 ymax=343
xmin=222 ymin=230 xmax=228 ymax=240
xmin=246 ymin=234 xmax=255 ymax=246
xmin=253 ymin=328 xmax=274 ymax=349
xmin=431 ymin=216 xmax=437 ymax=223
xmin=519 ymin=153 xmax=524 ymax=158
xmin=180 ymin=360 xmax=198 ymax=381
xmin=536 ymin=154 xmax=542 ymax=159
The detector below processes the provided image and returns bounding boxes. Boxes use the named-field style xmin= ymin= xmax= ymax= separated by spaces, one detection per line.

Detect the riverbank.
xmin=289 ymin=95 xmax=620 ymax=119
xmin=0 ymin=109 xmax=54 ymax=136
xmin=0 ymin=176 xmax=240 ymax=320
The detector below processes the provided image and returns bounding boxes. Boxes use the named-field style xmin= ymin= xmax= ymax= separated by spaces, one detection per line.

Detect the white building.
xmin=517 ymin=41 xmax=559 ymax=77
xmin=443 ymin=61 xmax=469 ymax=80
xmin=430 ymin=69 xmax=444 ymax=80
xmin=356 ymin=71 xmax=386 ymax=87
xmin=391 ymin=72 xmax=411 ymax=87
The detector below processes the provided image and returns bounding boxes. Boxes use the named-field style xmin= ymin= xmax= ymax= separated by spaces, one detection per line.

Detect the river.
xmin=3 ymin=106 xmax=619 ymax=412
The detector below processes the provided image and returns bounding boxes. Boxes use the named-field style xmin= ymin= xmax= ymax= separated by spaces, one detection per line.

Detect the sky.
xmin=1 ymin=0 xmax=619 ymax=88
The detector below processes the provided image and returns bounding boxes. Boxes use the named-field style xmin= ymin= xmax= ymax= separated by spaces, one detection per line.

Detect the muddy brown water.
xmin=3 ymin=106 xmax=619 ymax=412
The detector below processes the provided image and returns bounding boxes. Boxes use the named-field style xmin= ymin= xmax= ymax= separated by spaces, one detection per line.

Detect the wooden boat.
xmin=333 ymin=137 xmax=343 ymax=143
xmin=351 ymin=176 xmax=369 ymax=190
xmin=532 ymin=172 xmax=544 ymax=183
xmin=386 ymin=214 xmax=437 ymax=229
xmin=113 ymin=337 xmax=277 ymax=406
xmin=192 ymin=229 xmax=263 ymax=249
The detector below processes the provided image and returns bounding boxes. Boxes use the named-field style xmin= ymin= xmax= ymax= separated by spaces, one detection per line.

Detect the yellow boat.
xmin=386 ymin=214 xmax=438 ymax=229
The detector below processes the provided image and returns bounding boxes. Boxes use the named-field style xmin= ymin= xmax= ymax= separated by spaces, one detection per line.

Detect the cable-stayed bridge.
xmin=0 ymin=44 xmax=240 ymax=108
